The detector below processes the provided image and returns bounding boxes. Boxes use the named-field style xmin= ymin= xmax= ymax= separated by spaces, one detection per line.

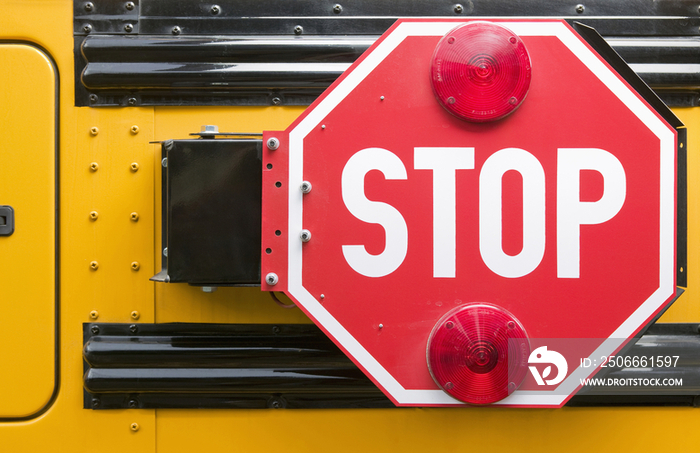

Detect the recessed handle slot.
xmin=0 ymin=206 xmax=15 ymax=236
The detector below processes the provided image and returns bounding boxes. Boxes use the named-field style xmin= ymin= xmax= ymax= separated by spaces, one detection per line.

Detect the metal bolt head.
xmin=200 ymin=125 xmax=219 ymax=137
xmin=333 ymin=4 xmax=342 ymax=13
xmin=271 ymin=97 xmax=282 ymax=105
xmin=265 ymin=273 xmax=279 ymax=286
xmin=90 ymin=162 xmax=99 ymax=171
xmin=124 ymin=23 xmax=133 ymax=33
xmin=85 ymin=2 xmax=94 ymax=12
xmin=131 ymin=310 xmax=140 ymax=320
xmin=83 ymin=24 xmax=93 ymax=33
xmin=267 ymin=137 xmax=280 ymax=150
xmin=271 ymin=400 xmax=281 ymax=409
xmin=90 ymin=126 xmax=99 ymax=136
xmin=172 ymin=26 xmax=181 ymax=35
xmin=576 ymin=4 xmax=585 ymax=13
xmin=129 ymin=324 xmax=138 ymax=334
xmin=294 ymin=25 xmax=303 ymax=35
xmin=125 ymin=1 xmax=135 ymax=10
xmin=131 ymin=125 xmax=139 ymax=134
xmin=89 ymin=211 xmax=98 ymax=220
xmin=131 ymin=261 xmax=140 ymax=271
xmin=130 ymin=212 xmax=139 ymax=222
xmin=454 ymin=4 xmax=463 ymax=13
xmin=130 ymin=422 xmax=139 ymax=432
xmin=90 ymin=261 xmax=99 ymax=270
xmin=300 ymin=229 xmax=312 ymax=242
xmin=90 ymin=310 xmax=99 ymax=319
xmin=378 ymin=324 xmax=384 ymax=329
xmin=128 ymin=97 xmax=137 ymax=106
xmin=128 ymin=399 xmax=138 ymax=408
xmin=163 ymin=247 xmax=168 ymax=257
xmin=89 ymin=94 xmax=98 ymax=103
xmin=130 ymin=162 xmax=139 ymax=172
xmin=211 ymin=4 xmax=220 ymax=14
xmin=161 ymin=157 xmax=168 ymax=168
xmin=91 ymin=397 xmax=101 ymax=408
xmin=300 ymin=181 xmax=312 ymax=194
xmin=91 ymin=325 xmax=100 ymax=335
xmin=272 ymin=326 xmax=281 ymax=334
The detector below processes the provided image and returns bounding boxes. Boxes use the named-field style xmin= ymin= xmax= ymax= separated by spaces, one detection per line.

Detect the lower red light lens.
xmin=430 ymin=22 xmax=532 ymax=122
xmin=427 ymin=303 xmax=530 ymax=404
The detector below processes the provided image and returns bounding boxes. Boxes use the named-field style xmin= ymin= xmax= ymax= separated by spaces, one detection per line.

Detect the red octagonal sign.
xmin=261 ymin=19 xmax=678 ymax=407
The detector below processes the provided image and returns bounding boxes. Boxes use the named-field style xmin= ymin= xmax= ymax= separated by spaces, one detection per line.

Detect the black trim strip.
xmin=84 ymin=321 xmax=700 ymax=409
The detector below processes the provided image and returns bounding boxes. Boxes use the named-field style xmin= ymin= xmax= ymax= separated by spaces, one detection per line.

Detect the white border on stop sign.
xmin=286 ymin=20 xmax=676 ymax=407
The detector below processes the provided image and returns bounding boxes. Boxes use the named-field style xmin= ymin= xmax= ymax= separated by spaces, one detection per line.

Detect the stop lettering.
xmin=341 ymin=146 xmax=626 ymax=279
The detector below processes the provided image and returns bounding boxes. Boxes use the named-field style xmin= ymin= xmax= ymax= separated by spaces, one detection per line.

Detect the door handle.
xmin=0 ymin=206 xmax=14 ymax=236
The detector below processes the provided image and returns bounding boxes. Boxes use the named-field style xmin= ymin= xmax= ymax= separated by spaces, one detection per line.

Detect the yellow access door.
xmin=0 ymin=43 xmax=57 ymax=419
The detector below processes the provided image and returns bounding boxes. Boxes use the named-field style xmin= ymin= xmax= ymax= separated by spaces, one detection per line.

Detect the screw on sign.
xmin=261 ymin=19 xmax=681 ymax=407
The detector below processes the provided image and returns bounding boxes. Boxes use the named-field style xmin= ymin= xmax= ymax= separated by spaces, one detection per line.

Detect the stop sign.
xmin=261 ymin=19 xmax=678 ymax=407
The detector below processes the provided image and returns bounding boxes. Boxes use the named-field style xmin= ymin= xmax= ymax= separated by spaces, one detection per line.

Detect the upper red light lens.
xmin=427 ymin=303 xmax=530 ymax=404
xmin=430 ymin=22 xmax=532 ymax=122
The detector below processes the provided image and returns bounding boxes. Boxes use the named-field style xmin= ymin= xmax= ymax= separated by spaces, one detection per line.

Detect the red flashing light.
xmin=427 ymin=303 xmax=530 ymax=404
xmin=430 ymin=22 xmax=532 ymax=122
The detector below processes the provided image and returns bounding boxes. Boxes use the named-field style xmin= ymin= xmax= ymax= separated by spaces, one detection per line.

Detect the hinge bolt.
xmin=267 ymin=137 xmax=280 ymax=150
xmin=265 ymin=273 xmax=279 ymax=286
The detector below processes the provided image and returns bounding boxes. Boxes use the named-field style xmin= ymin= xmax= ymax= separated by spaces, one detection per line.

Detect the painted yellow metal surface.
xmin=0 ymin=1 xmax=699 ymax=452
xmin=0 ymin=3 xmax=156 ymax=451
xmin=0 ymin=43 xmax=56 ymax=419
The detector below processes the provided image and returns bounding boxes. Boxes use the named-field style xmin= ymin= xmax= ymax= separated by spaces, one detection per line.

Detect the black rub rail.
xmin=84 ymin=322 xmax=700 ymax=409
